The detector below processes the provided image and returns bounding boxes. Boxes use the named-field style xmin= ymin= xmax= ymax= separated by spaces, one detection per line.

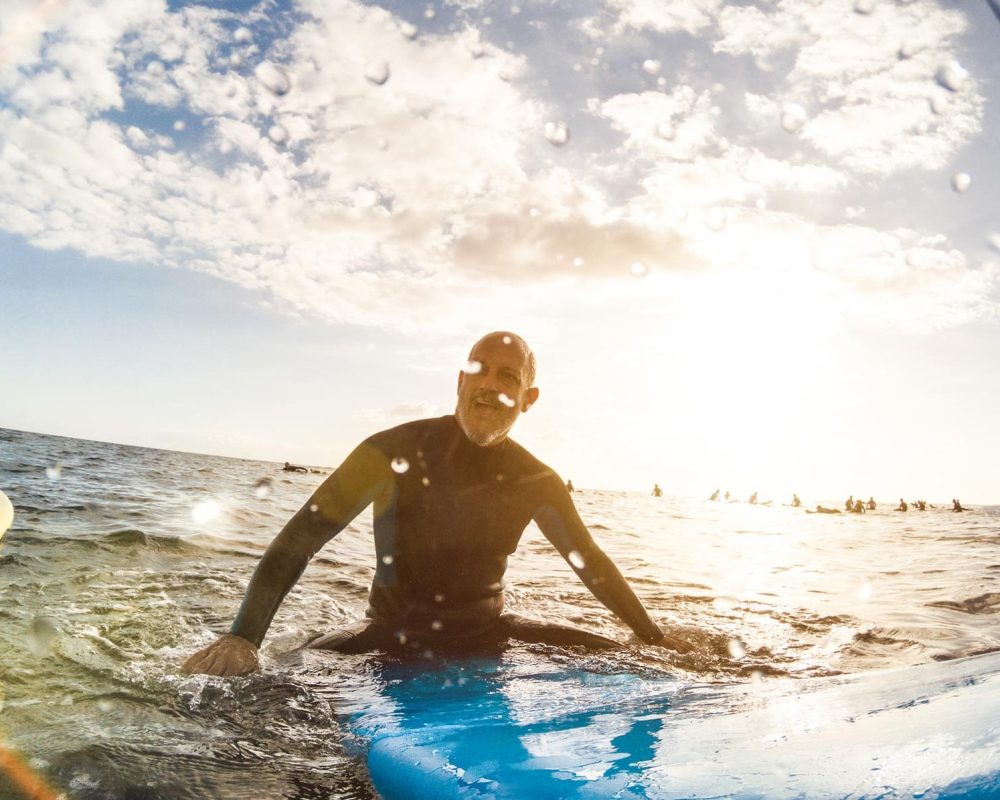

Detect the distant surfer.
xmin=790 ymin=493 xmax=801 ymax=508
xmin=748 ymin=492 xmax=757 ymax=505
xmin=708 ymin=489 xmax=720 ymax=501
xmin=566 ymin=479 xmax=574 ymax=493
xmin=810 ymin=505 xmax=841 ymax=514
xmin=852 ymin=499 xmax=865 ymax=514
xmin=953 ymin=498 xmax=964 ymax=512
xmin=896 ymin=499 xmax=908 ymax=512
xmin=282 ymin=461 xmax=308 ymax=473
xmin=867 ymin=497 xmax=876 ymax=510
xmin=182 ymin=332 xmax=693 ymax=677
xmin=651 ymin=484 xmax=663 ymax=497
xmin=845 ymin=495 xmax=854 ymax=512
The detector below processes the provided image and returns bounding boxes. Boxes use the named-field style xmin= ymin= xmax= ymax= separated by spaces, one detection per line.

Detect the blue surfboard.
xmin=339 ymin=649 xmax=1000 ymax=799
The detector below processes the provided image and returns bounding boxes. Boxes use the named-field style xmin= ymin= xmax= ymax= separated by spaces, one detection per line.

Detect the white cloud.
xmin=359 ymin=401 xmax=445 ymax=426
xmin=0 ymin=0 xmax=994 ymax=343
xmin=716 ymin=0 xmax=982 ymax=175
xmin=604 ymin=0 xmax=724 ymax=35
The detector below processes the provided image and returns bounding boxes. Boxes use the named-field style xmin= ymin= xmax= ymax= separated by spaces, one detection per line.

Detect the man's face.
xmin=455 ymin=335 xmax=539 ymax=447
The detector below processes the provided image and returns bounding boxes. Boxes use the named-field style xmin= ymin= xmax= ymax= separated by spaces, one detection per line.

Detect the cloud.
xmin=715 ymin=0 xmax=982 ymax=175
xmin=359 ymin=401 xmax=445 ymax=427
xmin=603 ymin=0 xmax=724 ymax=35
xmin=0 ymin=0 xmax=994 ymax=342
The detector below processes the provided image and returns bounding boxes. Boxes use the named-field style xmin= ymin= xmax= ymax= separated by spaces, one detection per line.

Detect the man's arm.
xmin=533 ymin=494 xmax=693 ymax=652
xmin=181 ymin=440 xmax=390 ymax=675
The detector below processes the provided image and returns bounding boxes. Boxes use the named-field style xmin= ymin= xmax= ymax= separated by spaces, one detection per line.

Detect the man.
xmin=182 ymin=332 xmax=690 ymax=677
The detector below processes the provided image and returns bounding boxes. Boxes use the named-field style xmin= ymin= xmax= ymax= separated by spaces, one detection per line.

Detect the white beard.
xmin=456 ymin=405 xmax=513 ymax=447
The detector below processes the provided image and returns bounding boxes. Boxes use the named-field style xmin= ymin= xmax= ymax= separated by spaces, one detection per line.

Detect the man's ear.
xmin=522 ymin=386 xmax=539 ymax=412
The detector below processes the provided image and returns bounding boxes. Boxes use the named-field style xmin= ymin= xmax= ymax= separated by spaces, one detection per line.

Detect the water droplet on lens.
xmin=424 ymin=6 xmax=436 ymax=20
xmin=656 ymin=121 xmax=675 ymax=140
xmin=780 ymin=103 xmax=808 ymax=133
xmin=498 ymin=393 xmax=516 ymax=408
xmin=391 ymin=457 xmax=410 ymax=474
xmin=229 ymin=53 xmax=243 ymax=67
xmin=434 ymin=593 xmax=445 ymax=603
xmin=421 ymin=477 xmax=430 ymax=486
xmin=935 ymin=60 xmax=968 ymax=93
xmin=572 ymin=256 xmax=585 ymax=268
xmin=642 ymin=59 xmax=661 ymax=76
xmin=255 ymin=61 xmax=291 ymax=96
xmin=727 ymin=639 xmax=746 ymax=659
xmin=431 ymin=620 xmax=443 ymax=631
xmin=629 ymin=261 xmax=649 ymax=277
xmin=987 ymin=233 xmax=1000 ymax=252
xmin=400 ymin=21 xmax=418 ymax=39
xmin=365 ymin=61 xmax=391 ymax=86
xmin=310 ymin=503 xmax=319 ymax=512
xmin=856 ymin=581 xmax=873 ymax=601
xmin=268 ymin=124 xmax=288 ymax=144
xmin=544 ymin=121 xmax=570 ymax=146
xmin=97 ymin=699 xmax=114 ymax=713
xmin=234 ymin=26 xmax=253 ymax=44
xmin=567 ymin=550 xmax=586 ymax=569
xmin=462 ymin=360 xmax=482 ymax=374
xmin=253 ymin=478 xmax=272 ymax=498
xmin=853 ymin=0 xmax=875 ymax=14
xmin=382 ymin=554 xmax=394 ymax=565
xmin=951 ymin=172 xmax=971 ymax=193
xmin=502 ymin=335 xmax=512 ymax=344
xmin=46 ymin=464 xmax=62 ymax=480
xmin=396 ymin=631 xmax=407 ymax=644
xmin=27 ymin=616 xmax=58 ymax=657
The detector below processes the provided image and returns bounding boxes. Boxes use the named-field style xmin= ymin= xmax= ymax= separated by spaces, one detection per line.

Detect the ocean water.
xmin=1 ymin=427 xmax=999 ymax=799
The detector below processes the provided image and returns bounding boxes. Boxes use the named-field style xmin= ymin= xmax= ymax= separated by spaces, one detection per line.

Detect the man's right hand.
xmin=180 ymin=633 xmax=260 ymax=676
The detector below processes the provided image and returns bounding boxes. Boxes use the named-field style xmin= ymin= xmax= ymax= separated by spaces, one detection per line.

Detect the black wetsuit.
xmin=231 ymin=415 xmax=664 ymax=654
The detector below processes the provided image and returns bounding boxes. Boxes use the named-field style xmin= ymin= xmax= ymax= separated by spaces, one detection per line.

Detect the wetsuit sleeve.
xmin=533 ymin=489 xmax=664 ymax=645
xmin=230 ymin=440 xmax=390 ymax=647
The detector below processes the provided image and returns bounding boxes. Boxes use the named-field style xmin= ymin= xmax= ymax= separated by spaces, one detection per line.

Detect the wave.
xmin=927 ymin=592 xmax=1000 ymax=615
xmin=13 ymin=503 xmax=91 ymax=514
xmin=9 ymin=528 xmax=204 ymax=554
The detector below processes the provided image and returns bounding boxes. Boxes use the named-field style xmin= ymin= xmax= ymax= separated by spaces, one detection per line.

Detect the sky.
xmin=1 ymin=0 xmax=999 ymax=504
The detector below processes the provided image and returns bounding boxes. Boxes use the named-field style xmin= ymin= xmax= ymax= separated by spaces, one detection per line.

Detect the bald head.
xmin=468 ymin=331 xmax=536 ymax=388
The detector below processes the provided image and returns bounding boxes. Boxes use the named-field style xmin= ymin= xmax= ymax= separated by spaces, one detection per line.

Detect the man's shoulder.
xmin=364 ymin=415 xmax=454 ymax=447
xmin=504 ymin=437 xmax=562 ymax=484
